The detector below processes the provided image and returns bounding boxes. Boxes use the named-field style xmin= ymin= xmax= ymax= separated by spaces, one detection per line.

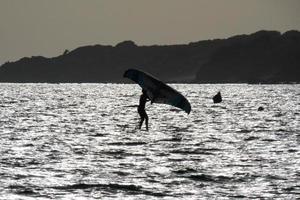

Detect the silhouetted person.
xmin=213 ymin=91 xmax=222 ymax=103
xmin=138 ymin=89 xmax=150 ymax=130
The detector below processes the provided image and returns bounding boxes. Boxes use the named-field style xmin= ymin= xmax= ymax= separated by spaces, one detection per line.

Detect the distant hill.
xmin=0 ymin=30 xmax=299 ymax=83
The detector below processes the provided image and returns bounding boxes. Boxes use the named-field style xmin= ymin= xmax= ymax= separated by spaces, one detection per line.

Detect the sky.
xmin=0 ymin=0 xmax=299 ymax=64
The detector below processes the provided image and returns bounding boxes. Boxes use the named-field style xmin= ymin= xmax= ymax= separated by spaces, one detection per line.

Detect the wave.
xmin=52 ymin=183 xmax=168 ymax=197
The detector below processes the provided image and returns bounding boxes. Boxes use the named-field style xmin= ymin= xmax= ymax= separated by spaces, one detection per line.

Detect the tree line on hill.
xmin=0 ymin=30 xmax=299 ymax=83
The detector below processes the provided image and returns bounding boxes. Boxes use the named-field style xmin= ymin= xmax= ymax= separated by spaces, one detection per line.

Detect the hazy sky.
xmin=0 ymin=0 xmax=299 ymax=64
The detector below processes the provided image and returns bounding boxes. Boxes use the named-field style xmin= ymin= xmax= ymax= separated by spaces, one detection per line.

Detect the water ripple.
xmin=0 ymin=83 xmax=299 ymax=199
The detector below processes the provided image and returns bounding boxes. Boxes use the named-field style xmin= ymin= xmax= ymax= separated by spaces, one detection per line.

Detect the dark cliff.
xmin=0 ymin=30 xmax=299 ymax=83
xmin=196 ymin=30 xmax=300 ymax=83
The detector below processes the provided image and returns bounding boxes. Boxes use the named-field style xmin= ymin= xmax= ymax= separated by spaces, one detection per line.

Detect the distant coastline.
xmin=0 ymin=30 xmax=299 ymax=84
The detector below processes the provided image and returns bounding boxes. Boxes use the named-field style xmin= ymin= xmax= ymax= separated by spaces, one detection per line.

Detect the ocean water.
xmin=0 ymin=83 xmax=299 ymax=199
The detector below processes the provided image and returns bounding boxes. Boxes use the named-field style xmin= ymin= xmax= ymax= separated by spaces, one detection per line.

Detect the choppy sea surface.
xmin=0 ymin=83 xmax=299 ymax=199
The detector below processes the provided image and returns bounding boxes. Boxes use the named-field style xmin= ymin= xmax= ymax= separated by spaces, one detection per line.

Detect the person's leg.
xmin=145 ymin=113 xmax=149 ymax=131
xmin=139 ymin=117 xmax=144 ymax=129
xmin=138 ymin=108 xmax=143 ymax=129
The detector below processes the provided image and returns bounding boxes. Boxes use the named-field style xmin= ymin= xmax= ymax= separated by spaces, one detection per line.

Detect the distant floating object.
xmin=258 ymin=106 xmax=264 ymax=111
xmin=213 ymin=92 xmax=222 ymax=103
xmin=124 ymin=69 xmax=191 ymax=114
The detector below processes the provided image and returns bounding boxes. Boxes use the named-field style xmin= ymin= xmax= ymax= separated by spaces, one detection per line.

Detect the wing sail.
xmin=124 ymin=69 xmax=191 ymax=114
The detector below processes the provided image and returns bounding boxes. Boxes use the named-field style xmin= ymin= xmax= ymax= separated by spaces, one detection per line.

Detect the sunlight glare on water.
xmin=0 ymin=83 xmax=299 ymax=199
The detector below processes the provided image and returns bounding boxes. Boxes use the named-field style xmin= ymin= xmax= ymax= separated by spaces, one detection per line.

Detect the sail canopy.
xmin=124 ymin=69 xmax=191 ymax=114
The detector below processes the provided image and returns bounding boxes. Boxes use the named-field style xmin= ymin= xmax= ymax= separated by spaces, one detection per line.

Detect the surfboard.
xmin=123 ymin=69 xmax=191 ymax=114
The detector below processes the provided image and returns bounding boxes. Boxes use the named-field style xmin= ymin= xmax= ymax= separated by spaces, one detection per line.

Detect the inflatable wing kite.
xmin=124 ymin=69 xmax=191 ymax=114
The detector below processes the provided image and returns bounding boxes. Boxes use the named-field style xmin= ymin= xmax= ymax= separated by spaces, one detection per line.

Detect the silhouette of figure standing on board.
xmin=138 ymin=89 xmax=150 ymax=131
